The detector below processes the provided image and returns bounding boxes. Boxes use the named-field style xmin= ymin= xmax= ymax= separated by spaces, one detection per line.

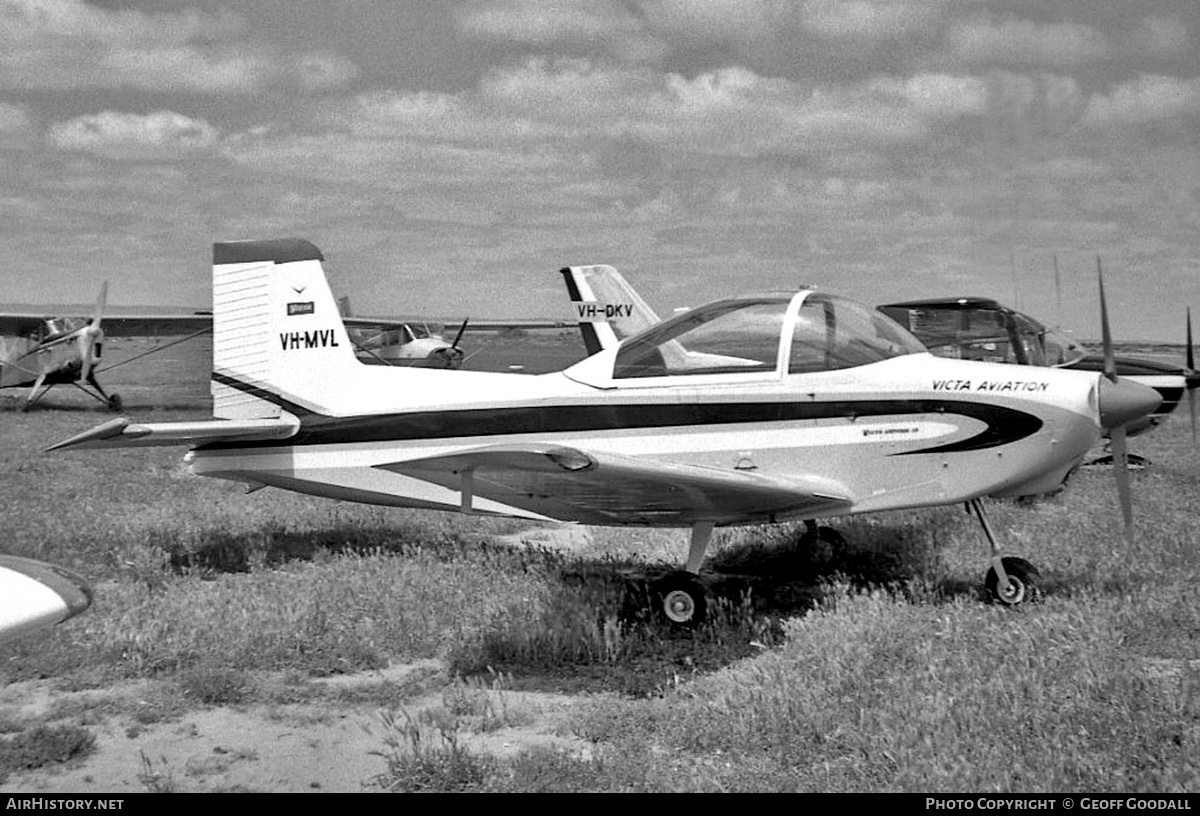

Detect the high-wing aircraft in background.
xmin=50 ymin=239 xmax=1161 ymax=625
xmin=0 ymin=555 xmax=92 ymax=647
xmin=337 ymin=295 xmax=571 ymax=369
xmin=336 ymin=295 xmax=467 ymax=368
xmin=0 ymin=284 xmax=213 ymax=411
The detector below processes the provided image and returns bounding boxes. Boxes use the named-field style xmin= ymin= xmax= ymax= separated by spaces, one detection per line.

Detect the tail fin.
xmin=212 ymin=239 xmax=361 ymax=419
xmin=560 ymin=265 xmax=661 ymax=355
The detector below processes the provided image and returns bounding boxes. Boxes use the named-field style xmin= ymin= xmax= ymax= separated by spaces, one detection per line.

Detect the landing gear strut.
xmin=799 ymin=519 xmax=847 ymax=568
xmin=969 ymin=498 xmax=1041 ymax=606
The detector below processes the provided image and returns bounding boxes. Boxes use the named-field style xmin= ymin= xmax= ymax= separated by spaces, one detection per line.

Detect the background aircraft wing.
xmin=0 ymin=314 xmax=52 ymax=336
xmin=98 ymin=314 xmax=213 ymax=337
xmin=381 ymin=443 xmax=853 ymax=525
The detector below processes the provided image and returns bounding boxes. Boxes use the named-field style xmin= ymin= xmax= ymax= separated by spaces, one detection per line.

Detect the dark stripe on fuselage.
xmin=208 ymin=371 xmax=1044 ymax=454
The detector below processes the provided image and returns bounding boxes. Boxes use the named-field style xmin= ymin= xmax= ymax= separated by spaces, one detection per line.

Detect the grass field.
xmin=1 ymin=335 xmax=1197 ymax=792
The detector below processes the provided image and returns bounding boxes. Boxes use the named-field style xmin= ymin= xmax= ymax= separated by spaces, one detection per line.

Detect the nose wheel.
xmin=970 ymin=499 xmax=1041 ymax=606
xmin=985 ymin=556 xmax=1040 ymax=605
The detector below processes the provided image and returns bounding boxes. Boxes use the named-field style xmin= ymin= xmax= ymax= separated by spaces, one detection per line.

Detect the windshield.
xmin=1041 ymin=327 xmax=1087 ymax=367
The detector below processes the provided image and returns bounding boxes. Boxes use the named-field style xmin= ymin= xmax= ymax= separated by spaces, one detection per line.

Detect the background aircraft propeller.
xmin=77 ymin=281 xmax=107 ymax=382
xmin=430 ymin=317 xmax=469 ymax=368
xmin=1186 ymin=307 xmax=1198 ymax=444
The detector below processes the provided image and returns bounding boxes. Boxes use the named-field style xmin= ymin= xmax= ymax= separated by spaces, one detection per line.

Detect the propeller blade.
xmin=91 ymin=280 xmax=108 ymax=327
xmin=1097 ymin=257 xmax=1116 ymax=383
xmin=1096 ymin=258 xmax=1138 ymax=539
xmin=1190 ymin=386 xmax=1197 ymax=447
xmin=1187 ymin=306 xmax=1195 ymax=372
xmin=451 ymin=318 xmax=469 ymax=350
xmin=1111 ymin=425 xmax=1133 ymax=536
xmin=1188 ymin=308 xmax=1197 ymax=444
xmin=78 ymin=281 xmax=109 ymax=382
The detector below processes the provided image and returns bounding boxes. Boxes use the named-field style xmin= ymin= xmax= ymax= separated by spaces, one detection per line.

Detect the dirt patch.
xmin=0 ymin=660 xmax=593 ymax=793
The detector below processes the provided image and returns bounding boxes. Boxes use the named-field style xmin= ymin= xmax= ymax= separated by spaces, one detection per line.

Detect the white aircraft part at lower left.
xmin=0 ymin=555 xmax=93 ymax=646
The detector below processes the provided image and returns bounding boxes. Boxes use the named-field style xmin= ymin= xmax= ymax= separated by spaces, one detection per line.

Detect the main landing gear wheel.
xmin=654 ymin=572 xmax=708 ymax=627
xmin=106 ymin=393 xmax=123 ymax=412
xmin=985 ymin=557 xmax=1041 ymax=606
xmin=799 ymin=523 xmax=847 ymax=568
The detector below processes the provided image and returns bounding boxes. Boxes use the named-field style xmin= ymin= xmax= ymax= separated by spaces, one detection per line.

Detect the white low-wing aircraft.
xmin=0 ymin=555 xmax=93 ymax=646
xmin=50 ymin=239 xmax=1161 ymax=624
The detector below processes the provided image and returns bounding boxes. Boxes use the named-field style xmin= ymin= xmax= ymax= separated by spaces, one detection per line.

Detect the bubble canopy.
xmin=604 ymin=291 xmax=927 ymax=380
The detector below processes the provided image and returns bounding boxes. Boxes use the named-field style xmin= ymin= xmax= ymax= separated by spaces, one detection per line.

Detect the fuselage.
xmin=189 ymin=351 xmax=1103 ymax=526
xmin=0 ymin=329 xmax=88 ymax=389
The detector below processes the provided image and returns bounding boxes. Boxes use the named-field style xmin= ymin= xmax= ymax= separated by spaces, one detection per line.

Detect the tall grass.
xmin=572 ymin=586 xmax=1198 ymax=792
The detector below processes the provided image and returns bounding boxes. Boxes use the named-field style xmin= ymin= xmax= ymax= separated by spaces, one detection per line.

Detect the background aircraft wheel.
xmin=799 ymin=525 xmax=847 ymax=568
xmin=985 ymin=557 xmax=1041 ymax=606
xmin=655 ymin=572 xmax=707 ymax=627
xmin=106 ymin=393 xmax=123 ymax=412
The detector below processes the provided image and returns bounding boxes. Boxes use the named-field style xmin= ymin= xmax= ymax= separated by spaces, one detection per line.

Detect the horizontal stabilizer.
xmin=382 ymin=443 xmax=853 ymax=525
xmin=47 ymin=415 xmax=299 ymax=451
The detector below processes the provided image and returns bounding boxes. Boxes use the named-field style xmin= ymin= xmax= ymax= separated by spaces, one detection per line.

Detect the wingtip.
xmin=46 ymin=417 xmax=135 ymax=452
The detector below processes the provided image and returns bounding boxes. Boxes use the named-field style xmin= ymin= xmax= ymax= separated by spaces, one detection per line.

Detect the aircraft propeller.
xmin=1095 ymin=259 xmax=1162 ymax=536
xmin=430 ymin=317 xmax=468 ymax=368
xmin=77 ymin=281 xmax=108 ymax=383
xmin=1185 ymin=307 xmax=1198 ymax=444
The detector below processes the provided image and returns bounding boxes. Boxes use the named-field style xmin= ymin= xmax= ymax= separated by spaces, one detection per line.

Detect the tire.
xmin=799 ymin=525 xmax=848 ymax=569
xmin=107 ymin=393 xmax=123 ymax=412
xmin=654 ymin=572 xmax=708 ymax=627
xmin=985 ymin=557 xmax=1041 ymax=606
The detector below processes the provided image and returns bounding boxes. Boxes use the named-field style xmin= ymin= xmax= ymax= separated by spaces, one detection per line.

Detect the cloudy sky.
xmin=2 ymin=0 xmax=1198 ymax=342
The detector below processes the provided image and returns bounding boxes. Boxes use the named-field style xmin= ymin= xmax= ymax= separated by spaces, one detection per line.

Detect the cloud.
xmin=456 ymin=0 xmax=958 ymax=63
xmin=48 ymin=110 xmax=219 ymax=160
xmin=895 ymin=74 xmax=990 ymax=117
xmin=946 ymin=14 xmax=1109 ymax=68
xmin=0 ymin=0 xmax=357 ymax=93
xmin=798 ymin=0 xmax=951 ymax=41
xmin=478 ymin=59 xmax=934 ymax=155
xmin=0 ymin=101 xmax=33 ymax=134
xmin=1082 ymin=74 xmax=1200 ymax=126
xmin=1129 ymin=15 xmax=1190 ymax=56
xmin=457 ymin=0 xmax=640 ymax=42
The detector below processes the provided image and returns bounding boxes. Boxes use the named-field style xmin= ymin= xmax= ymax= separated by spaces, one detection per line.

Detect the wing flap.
xmin=380 ymin=443 xmax=852 ymax=525
xmin=47 ymin=415 xmax=299 ymax=451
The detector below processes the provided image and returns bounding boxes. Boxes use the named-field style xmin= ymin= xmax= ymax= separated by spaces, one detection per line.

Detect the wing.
xmin=0 ymin=314 xmax=50 ymax=336
xmin=380 ymin=443 xmax=852 ymax=525
xmin=0 ymin=312 xmax=214 ymax=338
xmin=99 ymin=314 xmax=213 ymax=337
